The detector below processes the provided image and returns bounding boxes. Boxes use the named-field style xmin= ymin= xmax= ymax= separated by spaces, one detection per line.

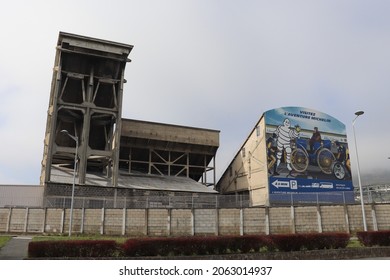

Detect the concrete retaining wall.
xmin=1 ymin=204 xmax=389 ymax=236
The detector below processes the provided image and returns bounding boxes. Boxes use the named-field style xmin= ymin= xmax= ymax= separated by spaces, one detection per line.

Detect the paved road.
xmin=0 ymin=236 xmax=32 ymax=260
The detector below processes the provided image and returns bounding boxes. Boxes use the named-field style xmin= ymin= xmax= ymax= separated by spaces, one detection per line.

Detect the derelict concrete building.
xmin=119 ymin=119 xmax=218 ymax=188
xmin=41 ymin=32 xmax=132 ymax=187
xmin=40 ymin=32 xmax=219 ymax=205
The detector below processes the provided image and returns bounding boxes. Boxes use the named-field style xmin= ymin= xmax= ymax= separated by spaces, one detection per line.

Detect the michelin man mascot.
xmin=275 ymin=118 xmax=300 ymax=171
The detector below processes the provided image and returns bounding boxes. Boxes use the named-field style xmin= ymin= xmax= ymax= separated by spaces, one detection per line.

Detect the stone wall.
xmin=194 ymin=209 xmax=217 ymax=236
xmin=375 ymin=204 xmax=390 ymax=230
xmin=1 ymin=204 xmax=390 ymax=236
xmin=170 ymin=209 xmax=192 ymax=236
xmin=243 ymin=208 xmax=267 ymax=234
xmin=269 ymin=207 xmax=292 ymax=233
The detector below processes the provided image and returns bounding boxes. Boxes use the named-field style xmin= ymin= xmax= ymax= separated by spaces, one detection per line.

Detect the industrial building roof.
xmin=50 ymin=166 xmax=217 ymax=194
xmin=121 ymin=118 xmax=219 ymax=151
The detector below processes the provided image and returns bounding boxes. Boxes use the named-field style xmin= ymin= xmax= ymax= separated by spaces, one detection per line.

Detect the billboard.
xmin=264 ymin=107 xmax=353 ymax=203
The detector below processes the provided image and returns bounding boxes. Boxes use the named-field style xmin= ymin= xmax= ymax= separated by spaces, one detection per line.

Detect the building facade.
xmin=217 ymin=106 xmax=354 ymax=206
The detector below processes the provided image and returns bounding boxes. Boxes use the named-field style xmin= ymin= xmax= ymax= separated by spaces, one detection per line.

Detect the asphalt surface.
xmin=0 ymin=236 xmax=31 ymax=260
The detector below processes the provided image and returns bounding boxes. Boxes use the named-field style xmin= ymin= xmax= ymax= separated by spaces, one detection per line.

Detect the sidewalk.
xmin=0 ymin=236 xmax=32 ymax=260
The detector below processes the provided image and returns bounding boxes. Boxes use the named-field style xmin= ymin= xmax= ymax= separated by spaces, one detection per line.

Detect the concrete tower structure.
xmin=40 ymin=32 xmax=133 ymax=187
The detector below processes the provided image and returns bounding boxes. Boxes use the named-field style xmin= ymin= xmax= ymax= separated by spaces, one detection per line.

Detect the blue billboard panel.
xmin=264 ymin=107 xmax=353 ymax=203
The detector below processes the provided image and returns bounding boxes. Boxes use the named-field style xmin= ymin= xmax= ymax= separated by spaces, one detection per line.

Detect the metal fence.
xmin=44 ymin=194 xmax=251 ymax=209
xmin=3 ymin=185 xmax=390 ymax=209
xmin=364 ymin=184 xmax=390 ymax=203
xmin=44 ymin=192 xmax=358 ymax=209
xmin=269 ymin=191 xmax=356 ymax=206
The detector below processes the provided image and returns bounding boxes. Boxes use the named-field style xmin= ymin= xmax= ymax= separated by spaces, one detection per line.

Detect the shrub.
xmin=122 ymin=235 xmax=271 ymax=257
xmin=122 ymin=233 xmax=350 ymax=257
xmin=327 ymin=233 xmax=350 ymax=248
xmin=269 ymin=233 xmax=350 ymax=252
xmin=123 ymin=236 xmax=210 ymax=257
xmin=269 ymin=234 xmax=304 ymax=251
xmin=28 ymin=240 xmax=119 ymax=258
xmin=28 ymin=233 xmax=351 ymax=258
xmin=304 ymin=232 xmax=349 ymax=250
xmin=234 ymin=235 xmax=272 ymax=253
xmin=357 ymin=230 xmax=390 ymax=247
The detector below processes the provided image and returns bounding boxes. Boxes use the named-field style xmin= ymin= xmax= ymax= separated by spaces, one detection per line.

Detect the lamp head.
xmin=355 ymin=111 xmax=364 ymax=116
xmin=60 ymin=129 xmax=78 ymax=142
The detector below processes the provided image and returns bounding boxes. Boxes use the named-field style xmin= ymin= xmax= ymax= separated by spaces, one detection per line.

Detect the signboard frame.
xmin=264 ymin=107 xmax=353 ymax=203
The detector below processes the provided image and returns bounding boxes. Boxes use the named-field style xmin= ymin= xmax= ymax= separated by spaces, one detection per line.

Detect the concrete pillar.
xmin=80 ymin=208 xmax=85 ymax=234
xmin=23 ymin=207 xmax=29 ymax=233
xmin=343 ymin=205 xmax=350 ymax=234
xmin=60 ymin=208 xmax=65 ymax=234
xmin=215 ymin=208 xmax=219 ymax=236
xmin=371 ymin=204 xmax=378 ymax=231
xmin=145 ymin=209 xmax=149 ymax=236
xmin=265 ymin=207 xmax=270 ymax=235
xmin=42 ymin=208 xmax=47 ymax=233
xmin=6 ymin=207 xmax=12 ymax=233
xmin=240 ymin=208 xmax=244 ymax=236
xmin=317 ymin=205 xmax=323 ymax=233
xmin=122 ymin=208 xmax=126 ymax=236
xmin=100 ymin=207 xmax=105 ymax=235
xmin=167 ymin=209 xmax=172 ymax=236
xmin=291 ymin=206 xmax=296 ymax=234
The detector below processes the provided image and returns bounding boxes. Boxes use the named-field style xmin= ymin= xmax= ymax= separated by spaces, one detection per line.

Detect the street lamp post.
xmin=60 ymin=130 xmax=78 ymax=236
xmin=352 ymin=111 xmax=367 ymax=231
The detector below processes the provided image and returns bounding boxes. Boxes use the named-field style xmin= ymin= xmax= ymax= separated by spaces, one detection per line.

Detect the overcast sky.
xmin=1 ymin=0 xmax=390 ymax=186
